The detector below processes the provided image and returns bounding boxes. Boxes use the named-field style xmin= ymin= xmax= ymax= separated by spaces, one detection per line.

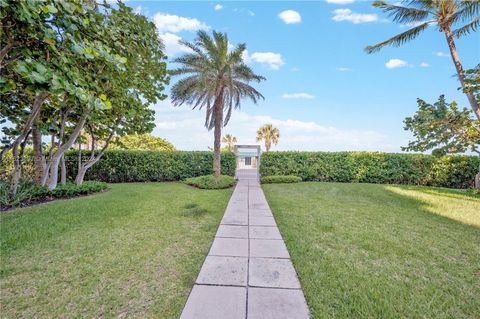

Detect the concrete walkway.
xmin=180 ymin=169 xmax=310 ymax=319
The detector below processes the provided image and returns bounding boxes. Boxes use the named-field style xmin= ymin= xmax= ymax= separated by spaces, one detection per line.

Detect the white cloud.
xmin=326 ymin=0 xmax=355 ymax=4
xmin=159 ymin=32 xmax=192 ymax=57
xmin=153 ymin=13 xmax=209 ymax=58
xmin=151 ymin=100 xmax=395 ymax=152
xmin=243 ymin=50 xmax=285 ymax=70
xmin=291 ymin=67 xmax=300 ymax=72
xmin=338 ymin=67 xmax=352 ymax=72
xmin=385 ymin=58 xmax=408 ymax=69
xmin=282 ymin=93 xmax=315 ymax=99
xmin=436 ymin=51 xmax=449 ymax=57
xmin=420 ymin=62 xmax=429 ymax=67
xmin=248 ymin=10 xmax=255 ymax=16
xmin=332 ymin=8 xmax=378 ymax=24
xmin=214 ymin=4 xmax=223 ymax=11
xmin=153 ymin=13 xmax=209 ymax=33
xmin=278 ymin=10 xmax=302 ymax=24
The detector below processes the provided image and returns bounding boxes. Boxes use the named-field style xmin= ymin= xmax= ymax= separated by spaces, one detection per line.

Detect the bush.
xmin=261 ymin=175 xmax=302 ymax=184
xmin=260 ymin=152 xmax=480 ymax=189
xmin=1 ymin=181 xmax=108 ymax=210
xmin=184 ymin=175 xmax=236 ymax=189
xmin=64 ymin=150 xmax=236 ymax=183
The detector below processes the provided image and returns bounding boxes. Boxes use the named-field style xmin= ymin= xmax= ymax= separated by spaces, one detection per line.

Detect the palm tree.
xmin=365 ymin=0 xmax=480 ymax=121
xmin=170 ymin=30 xmax=265 ymax=177
xmin=222 ymin=134 xmax=237 ymax=152
xmin=256 ymin=124 xmax=280 ymax=152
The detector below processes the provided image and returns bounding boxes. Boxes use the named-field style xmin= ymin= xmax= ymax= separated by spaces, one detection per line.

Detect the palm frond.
xmin=373 ymin=1 xmax=431 ymax=24
xmin=453 ymin=0 xmax=480 ymax=23
xmin=453 ymin=16 xmax=480 ymax=37
xmin=365 ymin=21 xmax=431 ymax=53
xmin=406 ymin=0 xmax=435 ymax=11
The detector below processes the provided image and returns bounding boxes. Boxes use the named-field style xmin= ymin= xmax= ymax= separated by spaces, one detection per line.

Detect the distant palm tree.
xmin=222 ymin=134 xmax=237 ymax=152
xmin=170 ymin=30 xmax=265 ymax=177
xmin=365 ymin=0 xmax=480 ymax=121
xmin=256 ymin=124 xmax=280 ymax=152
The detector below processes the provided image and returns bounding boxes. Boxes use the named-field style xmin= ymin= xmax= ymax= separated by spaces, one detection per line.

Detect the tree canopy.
xmin=403 ymin=95 xmax=480 ymax=156
xmin=111 ymin=134 xmax=175 ymax=152
xmin=1 ymin=0 xmax=168 ymax=194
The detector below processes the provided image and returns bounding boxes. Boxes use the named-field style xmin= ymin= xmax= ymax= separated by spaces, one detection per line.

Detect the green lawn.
xmin=263 ymin=182 xmax=480 ymax=319
xmin=0 ymin=183 xmax=232 ymax=318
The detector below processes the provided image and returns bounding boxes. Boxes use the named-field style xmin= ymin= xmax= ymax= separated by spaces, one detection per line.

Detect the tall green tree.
xmin=256 ymin=124 xmax=280 ymax=152
xmin=1 ymin=0 xmax=113 ymax=195
xmin=170 ymin=30 xmax=265 ymax=177
xmin=1 ymin=1 xmax=168 ymax=193
xmin=222 ymin=134 xmax=237 ymax=152
xmin=365 ymin=0 xmax=480 ymax=121
xmin=403 ymin=95 xmax=480 ymax=187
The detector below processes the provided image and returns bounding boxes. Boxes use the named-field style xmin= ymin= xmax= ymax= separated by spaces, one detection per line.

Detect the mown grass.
xmin=0 ymin=183 xmax=232 ymax=318
xmin=263 ymin=182 xmax=480 ymax=319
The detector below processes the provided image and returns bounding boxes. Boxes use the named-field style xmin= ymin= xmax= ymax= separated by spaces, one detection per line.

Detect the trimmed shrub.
xmin=184 ymin=175 xmax=236 ymax=189
xmin=260 ymin=152 xmax=480 ymax=189
xmin=1 ymin=181 xmax=108 ymax=210
xmin=64 ymin=150 xmax=236 ymax=183
xmin=261 ymin=175 xmax=302 ymax=184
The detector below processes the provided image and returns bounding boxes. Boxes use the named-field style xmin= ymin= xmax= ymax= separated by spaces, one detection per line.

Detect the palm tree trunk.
xmin=213 ymin=93 xmax=224 ymax=177
xmin=444 ymin=27 xmax=480 ymax=121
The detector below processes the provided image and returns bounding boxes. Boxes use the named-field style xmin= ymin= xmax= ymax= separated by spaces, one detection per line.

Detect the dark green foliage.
xmin=65 ymin=150 xmax=236 ymax=183
xmin=1 ymin=180 xmax=107 ymax=209
xmin=260 ymin=152 xmax=480 ymax=189
xmin=184 ymin=175 xmax=236 ymax=189
xmin=261 ymin=175 xmax=302 ymax=184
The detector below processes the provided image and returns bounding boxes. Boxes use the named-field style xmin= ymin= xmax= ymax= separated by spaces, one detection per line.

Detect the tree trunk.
xmin=60 ymin=155 xmax=67 ymax=185
xmin=265 ymin=140 xmax=271 ymax=152
xmin=9 ymin=92 xmax=49 ymax=197
xmin=47 ymin=114 xmax=87 ymax=190
xmin=212 ymin=89 xmax=224 ymax=177
xmin=444 ymin=27 xmax=480 ymax=122
xmin=0 ymin=144 xmax=12 ymax=165
xmin=9 ymin=132 xmax=29 ymax=197
xmin=75 ymin=128 xmax=115 ymax=185
xmin=32 ymin=116 xmax=45 ymax=186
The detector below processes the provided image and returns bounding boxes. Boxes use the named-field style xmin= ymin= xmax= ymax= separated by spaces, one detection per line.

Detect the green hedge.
xmin=260 ymin=152 xmax=480 ymax=189
xmin=65 ymin=150 xmax=236 ymax=183
xmin=184 ymin=175 xmax=236 ymax=189
xmin=261 ymin=175 xmax=302 ymax=184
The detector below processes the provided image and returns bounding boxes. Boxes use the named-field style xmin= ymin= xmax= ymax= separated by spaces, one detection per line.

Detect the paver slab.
xmin=209 ymin=237 xmax=248 ymax=257
xmin=250 ymin=216 xmax=277 ymax=226
xmin=221 ymin=214 xmax=248 ymax=226
xmin=180 ymin=285 xmax=246 ymax=319
xmin=249 ymin=258 xmax=301 ymax=289
xmin=247 ymin=287 xmax=309 ymax=319
xmin=249 ymin=226 xmax=282 ymax=240
xmin=216 ymin=225 xmax=248 ymax=238
xmin=250 ymin=203 xmax=271 ymax=210
xmin=250 ymin=239 xmax=290 ymax=258
xmin=249 ymin=208 xmax=273 ymax=217
xmin=196 ymin=256 xmax=247 ymax=286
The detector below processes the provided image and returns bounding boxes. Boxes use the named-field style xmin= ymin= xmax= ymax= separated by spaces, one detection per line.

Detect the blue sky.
xmin=129 ymin=0 xmax=479 ymax=152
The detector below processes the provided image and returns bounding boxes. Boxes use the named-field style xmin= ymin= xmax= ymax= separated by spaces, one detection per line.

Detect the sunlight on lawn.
xmin=385 ymin=186 xmax=480 ymax=227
